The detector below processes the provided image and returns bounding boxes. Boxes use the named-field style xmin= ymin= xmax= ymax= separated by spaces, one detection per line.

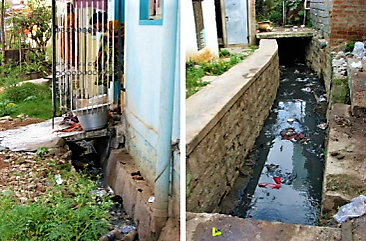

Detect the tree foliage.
xmin=12 ymin=0 xmax=52 ymax=56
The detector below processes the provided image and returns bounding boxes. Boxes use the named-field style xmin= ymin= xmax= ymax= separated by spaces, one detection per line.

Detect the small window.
xmin=139 ymin=0 xmax=163 ymax=25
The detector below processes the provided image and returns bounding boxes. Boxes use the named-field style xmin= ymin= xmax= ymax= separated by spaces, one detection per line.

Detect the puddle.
xmin=221 ymin=64 xmax=326 ymax=225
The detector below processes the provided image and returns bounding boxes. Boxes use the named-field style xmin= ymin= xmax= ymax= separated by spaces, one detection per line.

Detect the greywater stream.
xmin=222 ymin=63 xmax=327 ymax=225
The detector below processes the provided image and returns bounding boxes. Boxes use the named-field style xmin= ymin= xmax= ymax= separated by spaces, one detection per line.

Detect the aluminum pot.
xmin=73 ymin=103 xmax=110 ymax=131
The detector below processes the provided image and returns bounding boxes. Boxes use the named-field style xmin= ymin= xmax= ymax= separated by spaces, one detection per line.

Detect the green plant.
xmin=0 ymin=82 xmax=53 ymax=119
xmin=331 ymin=77 xmax=350 ymax=104
xmin=186 ymin=49 xmax=256 ymax=98
xmin=13 ymin=0 xmax=52 ymax=56
xmin=0 ymin=172 xmax=112 ymax=240
xmin=36 ymin=147 xmax=49 ymax=158
xmin=219 ymin=49 xmax=230 ymax=57
xmin=0 ymin=99 xmax=17 ymax=117
xmin=345 ymin=41 xmax=356 ymax=53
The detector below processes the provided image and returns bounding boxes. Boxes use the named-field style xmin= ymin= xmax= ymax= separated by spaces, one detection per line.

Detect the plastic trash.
xmin=273 ymin=176 xmax=281 ymax=184
xmin=118 ymin=225 xmax=136 ymax=235
xmin=352 ymin=42 xmax=365 ymax=59
xmin=318 ymin=95 xmax=327 ymax=102
xmin=258 ymin=183 xmax=281 ymax=189
xmin=317 ymin=123 xmax=327 ymax=130
xmin=301 ymin=87 xmax=312 ymax=93
xmin=148 ymin=196 xmax=155 ymax=203
xmin=55 ymin=174 xmax=63 ymax=185
xmin=333 ymin=195 xmax=366 ymax=223
xmin=351 ymin=61 xmax=363 ymax=69
xmin=212 ymin=227 xmax=222 ymax=237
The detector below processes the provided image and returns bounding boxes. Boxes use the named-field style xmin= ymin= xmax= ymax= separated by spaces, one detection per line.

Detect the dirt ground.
xmin=0 ymin=120 xmax=138 ymax=240
xmin=0 ymin=117 xmax=43 ymax=131
xmin=321 ymin=104 xmax=366 ymax=227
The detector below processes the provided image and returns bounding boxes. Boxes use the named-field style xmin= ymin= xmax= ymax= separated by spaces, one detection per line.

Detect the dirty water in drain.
xmin=223 ymin=64 xmax=327 ymax=225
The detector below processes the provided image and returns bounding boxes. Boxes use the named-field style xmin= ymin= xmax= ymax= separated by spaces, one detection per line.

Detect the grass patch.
xmin=0 ymin=171 xmax=112 ymax=240
xmin=331 ymin=77 xmax=350 ymax=104
xmin=186 ymin=48 xmax=257 ymax=98
xmin=0 ymin=82 xmax=53 ymax=119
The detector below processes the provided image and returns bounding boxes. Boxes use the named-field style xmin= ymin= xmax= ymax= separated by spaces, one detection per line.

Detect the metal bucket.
xmin=73 ymin=103 xmax=110 ymax=131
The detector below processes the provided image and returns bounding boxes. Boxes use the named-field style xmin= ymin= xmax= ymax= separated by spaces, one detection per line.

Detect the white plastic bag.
xmin=352 ymin=42 xmax=365 ymax=59
xmin=333 ymin=195 xmax=366 ymax=223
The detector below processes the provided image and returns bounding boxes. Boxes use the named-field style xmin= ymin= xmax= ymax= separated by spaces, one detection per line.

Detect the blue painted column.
xmin=153 ymin=0 xmax=179 ymax=233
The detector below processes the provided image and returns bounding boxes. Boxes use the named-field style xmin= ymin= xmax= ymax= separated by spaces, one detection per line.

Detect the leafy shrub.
xmin=0 ymin=99 xmax=17 ymax=117
xmin=1 ymin=82 xmax=51 ymax=103
xmin=219 ymin=49 xmax=230 ymax=57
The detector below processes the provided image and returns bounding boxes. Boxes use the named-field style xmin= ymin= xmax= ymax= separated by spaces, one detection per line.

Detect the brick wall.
xmin=310 ymin=0 xmax=333 ymax=39
xmin=311 ymin=0 xmax=366 ymax=45
xmin=186 ymin=39 xmax=280 ymax=213
xmin=330 ymin=0 xmax=366 ymax=45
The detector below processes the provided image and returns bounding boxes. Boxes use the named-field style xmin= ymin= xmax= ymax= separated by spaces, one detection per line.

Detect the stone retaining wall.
xmin=186 ymin=39 xmax=280 ymax=213
xmin=305 ymin=37 xmax=332 ymax=97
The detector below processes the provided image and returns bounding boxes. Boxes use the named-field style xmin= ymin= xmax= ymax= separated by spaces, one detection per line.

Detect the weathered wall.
xmin=248 ymin=0 xmax=257 ymax=45
xmin=310 ymin=0 xmax=333 ymax=40
xmin=305 ymin=37 xmax=332 ymax=97
xmin=330 ymin=0 xmax=366 ymax=45
xmin=124 ymin=0 xmax=180 ymax=191
xmin=311 ymin=0 xmax=366 ymax=45
xmin=186 ymin=39 xmax=279 ymax=213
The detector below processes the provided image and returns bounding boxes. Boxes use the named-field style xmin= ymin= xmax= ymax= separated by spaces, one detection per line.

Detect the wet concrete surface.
xmin=220 ymin=64 xmax=327 ymax=225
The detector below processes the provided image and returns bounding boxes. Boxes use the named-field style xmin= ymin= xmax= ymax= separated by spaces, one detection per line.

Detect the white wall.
xmin=184 ymin=0 xmax=198 ymax=60
xmin=201 ymin=0 xmax=219 ymax=58
xmin=124 ymin=0 xmax=180 ymax=188
xmin=184 ymin=0 xmax=219 ymax=60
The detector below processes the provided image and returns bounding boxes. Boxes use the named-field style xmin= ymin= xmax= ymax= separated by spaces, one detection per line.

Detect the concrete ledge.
xmin=322 ymin=104 xmax=366 ymax=218
xmin=186 ymin=39 xmax=280 ymax=213
xmin=106 ymin=150 xmax=157 ymax=241
xmin=187 ymin=212 xmax=341 ymax=240
xmin=256 ymin=27 xmax=315 ymax=39
xmin=186 ymin=39 xmax=279 ymax=155
xmin=348 ymin=59 xmax=366 ymax=117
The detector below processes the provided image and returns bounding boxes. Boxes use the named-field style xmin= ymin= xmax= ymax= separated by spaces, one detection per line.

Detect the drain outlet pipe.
xmin=153 ymin=0 xmax=179 ymax=237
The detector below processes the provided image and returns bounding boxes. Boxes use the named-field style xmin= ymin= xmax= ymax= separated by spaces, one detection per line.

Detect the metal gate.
xmin=52 ymin=0 xmax=124 ymax=130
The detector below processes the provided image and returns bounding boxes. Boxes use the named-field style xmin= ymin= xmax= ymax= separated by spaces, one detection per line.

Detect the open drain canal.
xmin=223 ymin=63 xmax=327 ymax=225
xmin=68 ymin=139 xmax=137 ymax=240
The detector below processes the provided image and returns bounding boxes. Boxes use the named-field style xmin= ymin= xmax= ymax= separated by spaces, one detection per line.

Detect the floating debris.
xmin=280 ymin=128 xmax=305 ymax=141
xmin=317 ymin=123 xmax=328 ymax=130
xmin=287 ymin=118 xmax=294 ymax=123
xmin=258 ymin=183 xmax=281 ymax=189
xmin=318 ymin=95 xmax=327 ymax=102
xmin=295 ymin=77 xmax=307 ymax=82
xmin=301 ymin=87 xmax=312 ymax=93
